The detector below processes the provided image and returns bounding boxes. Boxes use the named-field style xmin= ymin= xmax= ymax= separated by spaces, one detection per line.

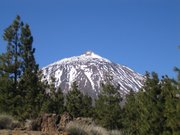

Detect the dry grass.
xmin=109 ymin=130 xmax=123 ymax=135
xmin=65 ymin=121 xmax=122 ymax=135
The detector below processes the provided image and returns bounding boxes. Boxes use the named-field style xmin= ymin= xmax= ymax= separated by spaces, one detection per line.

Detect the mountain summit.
xmin=42 ymin=51 xmax=144 ymax=98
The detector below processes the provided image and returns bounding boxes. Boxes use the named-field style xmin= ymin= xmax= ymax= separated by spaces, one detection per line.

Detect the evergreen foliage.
xmin=2 ymin=15 xmax=22 ymax=89
xmin=122 ymin=72 xmax=180 ymax=135
xmin=18 ymin=22 xmax=44 ymax=120
xmin=94 ymin=83 xmax=122 ymax=130
xmin=0 ymin=16 xmax=46 ymax=120
xmin=66 ymin=82 xmax=93 ymax=118
xmin=81 ymin=94 xmax=93 ymax=117
xmin=41 ymin=77 xmax=64 ymax=114
xmin=121 ymin=90 xmax=140 ymax=135
xmin=0 ymin=16 xmax=23 ymax=115
xmin=162 ymin=68 xmax=180 ymax=135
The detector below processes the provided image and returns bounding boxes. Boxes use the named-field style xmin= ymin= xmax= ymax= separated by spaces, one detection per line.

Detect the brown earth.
xmin=0 ymin=129 xmax=69 ymax=135
xmin=0 ymin=116 xmax=94 ymax=135
xmin=0 ymin=113 xmax=73 ymax=135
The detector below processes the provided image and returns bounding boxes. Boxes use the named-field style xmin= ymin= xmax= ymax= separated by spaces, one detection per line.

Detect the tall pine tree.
xmin=0 ymin=16 xmax=23 ymax=115
xmin=94 ymin=83 xmax=122 ymax=130
xmin=161 ymin=69 xmax=180 ymax=135
xmin=41 ymin=77 xmax=64 ymax=114
xmin=2 ymin=15 xmax=22 ymax=88
xmin=66 ymin=82 xmax=93 ymax=118
xmin=123 ymin=72 xmax=164 ymax=135
xmin=122 ymin=71 xmax=180 ymax=135
xmin=0 ymin=16 xmax=46 ymax=120
xmin=17 ymin=23 xmax=44 ymax=119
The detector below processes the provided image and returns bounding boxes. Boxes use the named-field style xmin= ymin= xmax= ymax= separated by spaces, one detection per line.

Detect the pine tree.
xmin=0 ymin=16 xmax=46 ymax=120
xmin=139 ymin=72 xmax=164 ymax=135
xmin=122 ymin=71 xmax=180 ymax=135
xmin=66 ymin=82 xmax=93 ymax=118
xmin=94 ymin=83 xmax=122 ymax=130
xmin=0 ymin=72 xmax=14 ymax=113
xmin=122 ymin=72 xmax=163 ymax=135
xmin=122 ymin=90 xmax=141 ymax=135
xmin=17 ymin=23 xmax=43 ymax=119
xmin=161 ymin=69 xmax=180 ymax=135
xmin=41 ymin=77 xmax=64 ymax=114
xmin=2 ymin=15 xmax=22 ymax=89
xmin=0 ymin=16 xmax=23 ymax=115
xmin=81 ymin=94 xmax=93 ymax=117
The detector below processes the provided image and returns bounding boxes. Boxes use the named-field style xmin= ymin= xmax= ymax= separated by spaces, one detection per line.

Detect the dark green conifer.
xmin=66 ymin=82 xmax=93 ymax=118
xmin=123 ymin=71 xmax=180 ymax=135
xmin=17 ymin=23 xmax=42 ymax=119
xmin=161 ymin=69 xmax=180 ymax=135
xmin=0 ymin=16 xmax=23 ymax=115
xmin=0 ymin=16 xmax=46 ymax=120
xmin=94 ymin=83 xmax=122 ymax=130
xmin=81 ymin=94 xmax=93 ymax=117
xmin=122 ymin=90 xmax=140 ymax=135
xmin=123 ymin=72 xmax=165 ymax=135
xmin=41 ymin=77 xmax=64 ymax=114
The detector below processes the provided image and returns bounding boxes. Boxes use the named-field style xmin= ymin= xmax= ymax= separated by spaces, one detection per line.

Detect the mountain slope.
xmin=42 ymin=51 xmax=144 ymax=98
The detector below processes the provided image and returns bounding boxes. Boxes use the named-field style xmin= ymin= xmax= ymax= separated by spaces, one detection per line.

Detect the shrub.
xmin=0 ymin=114 xmax=20 ymax=129
xmin=66 ymin=121 xmax=88 ymax=135
xmin=87 ymin=126 xmax=109 ymax=135
xmin=66 ymin=121 xmax=109 ymax=135
xmin=109 ymin=130 xmax=123 ymax=135
xmin=24 ymin=119 xmax=41 ymax=131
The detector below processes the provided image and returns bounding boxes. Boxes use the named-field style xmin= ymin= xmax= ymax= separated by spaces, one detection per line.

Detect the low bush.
xmin=66 ymin=121 xmax=109 ymax=135
xmin=109 ymin=130 xmax=123 ymax=135
xmin=65 ymin=121 xmax=88 ymax=135
xmin=66 ymin=120 xmax=124 ymax=135
xmin=0 ymin=114 xmax=20 ymax=129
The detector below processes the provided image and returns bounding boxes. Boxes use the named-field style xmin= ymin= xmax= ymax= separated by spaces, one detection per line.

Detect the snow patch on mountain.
xmin=42 ymin=51 xmax=145 ymax=98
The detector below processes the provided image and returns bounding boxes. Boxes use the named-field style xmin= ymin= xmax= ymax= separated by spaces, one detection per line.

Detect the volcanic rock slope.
xmin=42 ymin=51 xmax=144 ymax=98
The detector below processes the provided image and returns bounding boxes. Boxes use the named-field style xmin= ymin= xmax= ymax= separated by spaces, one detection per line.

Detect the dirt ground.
xmin=0 ymin=130 xmax=69 ymax=135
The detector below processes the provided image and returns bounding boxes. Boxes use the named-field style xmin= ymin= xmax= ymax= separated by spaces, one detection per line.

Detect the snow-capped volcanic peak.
xmin=42 ymin=51 xmax=144 ymax=98
xmin=44 ymin=51 xmax=111 ymax=67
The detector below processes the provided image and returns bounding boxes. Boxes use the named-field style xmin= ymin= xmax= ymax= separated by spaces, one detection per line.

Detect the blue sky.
xmin=0 ymin=0 xmax=180 ymax=78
